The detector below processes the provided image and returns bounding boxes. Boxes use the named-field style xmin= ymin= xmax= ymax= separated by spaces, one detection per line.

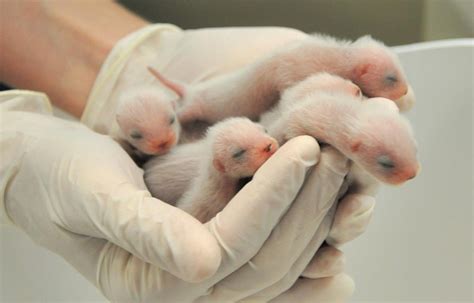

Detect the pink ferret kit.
xmin=112 ymin=33 xmax=419 ymax=222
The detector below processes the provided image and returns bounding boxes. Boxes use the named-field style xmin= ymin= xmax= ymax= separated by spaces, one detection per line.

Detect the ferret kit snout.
xmin=113 ymin=87 xmax=181 ymax=157
xmin=117 ymin=33 xmax=420 ymax=224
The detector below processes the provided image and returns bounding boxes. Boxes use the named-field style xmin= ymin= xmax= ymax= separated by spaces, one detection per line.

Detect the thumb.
xmin=81 ymin=185 xmax=222 ymax=283
xmin=49 ymin=133 xmax=222 ymax=283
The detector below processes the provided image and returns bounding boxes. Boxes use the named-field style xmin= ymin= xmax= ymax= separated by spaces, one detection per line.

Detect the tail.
xmin=147 ymin=66 xmax=186 ymax=98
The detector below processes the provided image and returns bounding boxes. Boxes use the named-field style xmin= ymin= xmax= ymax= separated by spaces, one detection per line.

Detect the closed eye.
xmin=232 ymin=149 xmax=246 ymax=159
xmin=385 ymin=74 xmax=398 ymax=84
xmin=130 ymin=131 xmax=143 ymax=140
xmin=169 ymin=116 xmax=176 ymax=125
xmin=377 ymin=155 xmax=395 ymax=169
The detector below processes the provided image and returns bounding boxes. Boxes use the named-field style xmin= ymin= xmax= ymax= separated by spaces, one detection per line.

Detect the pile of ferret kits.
xmin=113 ymin=34 xmax=419 ymax=223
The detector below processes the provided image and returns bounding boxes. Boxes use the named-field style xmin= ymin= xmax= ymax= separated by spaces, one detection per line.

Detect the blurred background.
xmin=1 ymin=0 xmax=471 ymax=92
xmin=119 ymin=0 xmax=473 ymax=45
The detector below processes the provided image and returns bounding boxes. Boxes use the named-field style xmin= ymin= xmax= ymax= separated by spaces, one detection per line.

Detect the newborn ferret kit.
xmin=113 ymin=34 xmax=419 ymax=224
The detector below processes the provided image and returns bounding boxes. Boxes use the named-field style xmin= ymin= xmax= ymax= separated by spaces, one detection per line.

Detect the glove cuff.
xmin=81 ymin=23 xmax=181 ymax=134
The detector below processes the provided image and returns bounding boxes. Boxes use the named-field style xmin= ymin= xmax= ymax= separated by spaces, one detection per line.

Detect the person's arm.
xmin=0 ymin=0 xmax=148 ymax=117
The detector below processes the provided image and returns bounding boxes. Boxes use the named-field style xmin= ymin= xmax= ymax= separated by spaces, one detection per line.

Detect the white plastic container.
xmin=346 ymin=39 xmax=473 ymax=302
xmin=1 ymin=39 xmax=473 ymax=302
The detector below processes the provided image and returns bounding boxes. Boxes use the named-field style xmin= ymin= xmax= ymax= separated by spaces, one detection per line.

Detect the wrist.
xmin=42 ymin=0 xmax=150 ymax=117
xmin=44 ymin=1 xmax=149 ymax=69
xmin=0 ymin=0 xmax=149 ymax=117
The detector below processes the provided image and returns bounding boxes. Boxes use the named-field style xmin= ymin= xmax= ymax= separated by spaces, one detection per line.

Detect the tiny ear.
xmin=147 ymin=66 xmax=186 ymax=98
xmin=213 ymin=158 xmax=226 ymax=173
xmin=353 ymin=63 xmax=372 ymax=79
xmin=351 ymin=140 xmax=362 ymax=153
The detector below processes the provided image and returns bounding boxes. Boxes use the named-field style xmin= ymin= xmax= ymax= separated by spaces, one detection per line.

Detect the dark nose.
xmin=408 ymin=164 xmax=421 ymax=180
xmin=158 ymin=141 xmax=170 ymax=150
xmin=263 ymin=143 xmax=272 ymax=153
xmin=404 ymin=164 xmax=420 ymax=181
xmin=263 ymin=140 xmax=278 ymax=155
xmin=156 ymin=133 xmax=176 ymax=150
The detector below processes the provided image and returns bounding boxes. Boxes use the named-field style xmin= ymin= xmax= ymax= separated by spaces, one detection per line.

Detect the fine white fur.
xmin=260 ymin=72 xmax=361 ymax=126
xmin=143 ymin=142 xmax=204 ymax=204
xmin=114 ymin=86 xmax=181 ymax=157
xmin=264 ymin=86 xmax=418 ymax=186
xmin=173 ymin=35 xmax=411 ymax=126
xmin=146 ymin=117 xmax=277 ymax=222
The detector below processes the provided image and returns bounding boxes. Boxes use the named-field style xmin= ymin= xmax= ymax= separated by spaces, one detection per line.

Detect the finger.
xmin=268 ymin=275 xmax=355 ymax=303
xmin=199 ymin=147 xmax=349 ymax=302
xmin=240 ymin=182 xmax=342 ymax=301
xmin=50 ymin=133 xmax=221 ymax=283
xmin=301 ymin=245 xmax=345 ymax=279
xmin=327 ymin=193 xmax=375 ymax=247
xmin=200 ymin=136 xmax=319 ymax=278
xmin=96 ymin=194 xmax=221 ymax=283
xmin=96 ymin=242 xmax=167 ymax=302
xmin=61 ymin=235 xmax=173 ymax=302
xmin=7 ymin=189 xmax=190 ymax=303
xmin=61 ymin=234 xmax=205 ymax=302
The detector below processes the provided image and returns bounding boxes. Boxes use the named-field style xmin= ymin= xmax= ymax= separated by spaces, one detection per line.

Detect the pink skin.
xmin=176 ymin=117 xmax=278 ymax=223
xmin=350 ymin=36 xmax=409 ymax=101
xmin=268 ymin=93 xmax=419 ymax=185
xmin=260 ymin=73 xmax=363 ymax=128
xmin=347 ymin=98 xmax=419 ymax=184
xmin=280 ymin=72 xmax=362 ymax=106
xmin=148 ymin=35 xmax=411 ymax=125
xmin=115 ymin=89 xmax=181 ymax=155
xmin=210 ymin=118 xmax=279 ymax=178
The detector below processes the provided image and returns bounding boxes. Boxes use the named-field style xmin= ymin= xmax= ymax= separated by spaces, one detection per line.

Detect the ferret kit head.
xmin=145 ymin=34 xmax=414 ymax=129
xmin=206 ymin=118 xmax=279 ymax=179
xmin=273 ymin=73 xmax=419 ymax=186
xmin=348 ymin=36 xmax=410 ymax=104
xmin=116 ymin=88 xmax=180 ymax=155
xmin=281 ymin=34 xmax=413 ymax=109
xmin=345 ymin=98 xmax=419 ymax=185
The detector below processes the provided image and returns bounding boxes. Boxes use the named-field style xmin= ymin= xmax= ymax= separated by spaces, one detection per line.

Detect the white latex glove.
xmin=1 ymin=25 xmax=376 ymax=302
xmin=1 ymin=90 xmax=360 ymax=302
xmin=81 ymin=25 xmax=376 ymax=301
xmin=84 ymin=24 xmax=376 ymax=245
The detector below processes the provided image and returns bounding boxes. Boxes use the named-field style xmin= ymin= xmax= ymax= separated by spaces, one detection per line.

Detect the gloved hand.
xmin=1 ymin=90 xmax=366 ymax=302
xmin=84 ymin=22 xmax=376 ymax=278
xmin=1 ymin=25 xmax=376 ymax=302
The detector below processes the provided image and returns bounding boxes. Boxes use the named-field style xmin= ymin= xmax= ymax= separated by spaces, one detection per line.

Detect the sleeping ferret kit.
xmin=112 ymin=34 xmax=419 ymax=224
